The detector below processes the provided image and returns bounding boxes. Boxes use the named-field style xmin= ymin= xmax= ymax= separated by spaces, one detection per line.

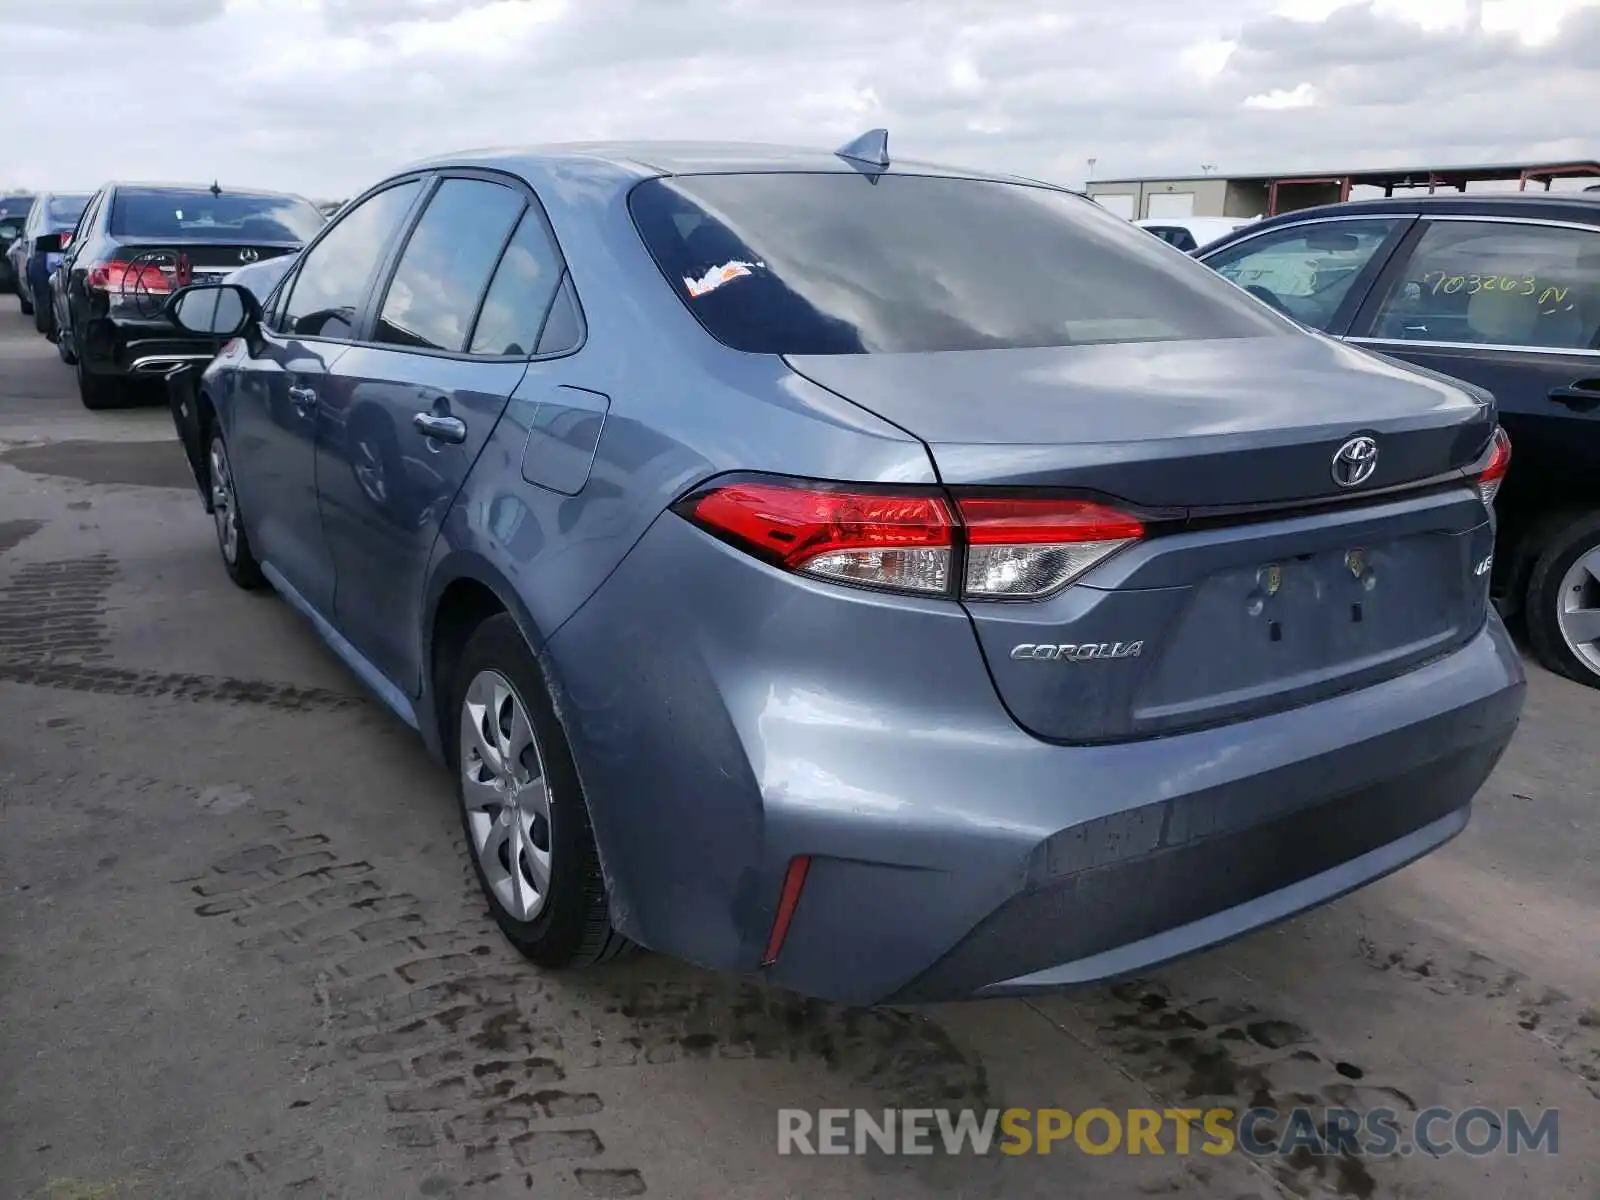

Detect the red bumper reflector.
xmin=761 ymin=855 xmax=812 ymax=966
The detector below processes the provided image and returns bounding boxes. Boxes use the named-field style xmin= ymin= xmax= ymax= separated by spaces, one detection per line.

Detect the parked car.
xmin=5 ymin=191 xmax=90 ymax=333
xmin=1198 ymin=193 xmax=1600 ymax=688
xmin=0 ymin=193 xmax=35 ymax=294
xmin=166 ymin=249 xmax=303 ymax=514
xmin=1134 ymin=215 xmax=1256 ymax=253
xmin=43 ymin=182 xmax=325 ymax=409
xmin=160 ymin=137 xmax=1524 ymax=1005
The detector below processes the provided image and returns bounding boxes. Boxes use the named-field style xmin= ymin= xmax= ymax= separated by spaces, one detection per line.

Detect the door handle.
xmin=1548 ymin=379 xmax=1600 ymax=413
xmin=287 ymin=384 xmax=318 ymax=411
xmin=413 ymin=412 xmax=467 ymax=444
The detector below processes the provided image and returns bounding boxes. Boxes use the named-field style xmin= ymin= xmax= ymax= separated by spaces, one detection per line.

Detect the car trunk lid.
xmin=785 ymin=335 xmax=1498 ymax=742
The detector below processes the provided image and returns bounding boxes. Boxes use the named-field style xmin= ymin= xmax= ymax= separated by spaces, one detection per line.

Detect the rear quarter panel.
xmin=426 ymin=157 xmax=938 ymax=641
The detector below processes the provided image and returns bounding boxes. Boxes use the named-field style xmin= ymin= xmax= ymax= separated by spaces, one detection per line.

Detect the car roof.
xmin=399 ymin=140 xmax=1060 ymax=191
xmin=1252 ymin=191 xmax=1600 ymax=227
xmin=99 ymin=182 xmax=316 ymax=201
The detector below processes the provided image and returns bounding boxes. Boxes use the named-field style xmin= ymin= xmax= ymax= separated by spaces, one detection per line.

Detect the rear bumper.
xmin=78 ymin=313 xmax=219 ymax=379
xmin=548 ymin=514 xmax=1526 ymax=1006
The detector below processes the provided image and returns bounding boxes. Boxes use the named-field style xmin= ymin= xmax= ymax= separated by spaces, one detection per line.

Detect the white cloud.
xmin=1244 ymin=81 xmax=1319 ymax=107
xmin=0 ymin=0 xmax=1594 ymax=197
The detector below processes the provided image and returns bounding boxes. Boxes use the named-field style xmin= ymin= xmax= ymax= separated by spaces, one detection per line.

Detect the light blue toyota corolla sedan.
xmin=162 ymin=134 xmax=1525 ymax=1005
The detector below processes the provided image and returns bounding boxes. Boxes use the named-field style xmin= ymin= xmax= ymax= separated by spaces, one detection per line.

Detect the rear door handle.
xmin=288 ymin=384 xmax=318 ymax=411
xmin=413 ymin=412 xmax=467 ymax=444
xmin=1549 ymin=379 xmax=1600 ymax=413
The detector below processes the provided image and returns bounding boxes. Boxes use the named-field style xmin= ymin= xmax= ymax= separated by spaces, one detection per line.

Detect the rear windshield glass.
xmin=47 ymin=195 xmax=90 ymax=225
xmin=0 ymin=198 xmax=32 ymax=221
xmin=627 ymin=173 xmax=1286 ymax=354
xmin=109 ymin=189 xmax=325 ymax=243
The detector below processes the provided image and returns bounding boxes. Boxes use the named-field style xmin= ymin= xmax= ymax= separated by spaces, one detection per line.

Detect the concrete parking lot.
xmin=0 ymin=308 xmax=1595 ymax=1200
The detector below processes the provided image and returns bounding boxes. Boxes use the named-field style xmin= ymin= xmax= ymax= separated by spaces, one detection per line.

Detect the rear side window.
xmin=628 ymin=173 xmax=1286 ymax=354
xmin=469 ymin=208 xmax=569 ymax=356
xmin=374 ymin=178 xmax=525 ymax=353
xmin=1366 ymin=220 xmax=1600 ymax=351
xmin=281 ymin=180 xmax=421 ymax=340
xmin=109 ymin=188 xmax=326 ymax=243
xmin=1204 ymin=219 xmax=1399 ymax=332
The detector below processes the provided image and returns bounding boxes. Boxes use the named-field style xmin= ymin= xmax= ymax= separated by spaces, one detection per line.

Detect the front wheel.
xmin=1524 ymin=510 xmax=1600 ymax=688
xmin=452 ymin=615 xmax=630 ymax=968
xmin=209 ymin=427 xmax=266 ymax=590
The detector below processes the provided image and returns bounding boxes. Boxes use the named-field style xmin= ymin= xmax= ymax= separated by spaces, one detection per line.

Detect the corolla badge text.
xmin=1011 ymin=641 xmax=1144 ymax=662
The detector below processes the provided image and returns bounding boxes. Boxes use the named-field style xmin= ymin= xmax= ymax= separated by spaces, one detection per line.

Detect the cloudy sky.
xmin=1 ymin=0 xmax=1596 ymax=200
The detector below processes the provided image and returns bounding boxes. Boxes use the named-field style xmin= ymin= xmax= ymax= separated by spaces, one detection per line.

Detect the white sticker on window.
xmin=685 ymin=260 xmax=764 ymax=298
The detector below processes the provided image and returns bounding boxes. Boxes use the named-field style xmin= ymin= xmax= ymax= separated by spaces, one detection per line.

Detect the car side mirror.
xmin=167 ymin=282 xmax=259 ymax=338
xmin=33 ymin=233 xmax=62 ymax=254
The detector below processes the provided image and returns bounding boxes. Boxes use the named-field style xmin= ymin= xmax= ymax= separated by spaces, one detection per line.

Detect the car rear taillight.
xmin=958 ymin=497 xmax=1144 ymax=599
xmin=86 ymin=259 xmax=174 ymax=295
xmin=1477 ymin=426 xmax=1511 ymax=509
xmin=58 ymin=232 xmax=73 ymax=250
xmin=686 ymin=481 xmax=956 ymax=594
xmin=679 ymin=478 xmax=1145 ymax=600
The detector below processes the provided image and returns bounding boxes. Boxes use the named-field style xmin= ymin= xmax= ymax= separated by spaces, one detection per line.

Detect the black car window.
xmin=1145 ymin=226 xmax=1198 ymax=252
xmin=1367 ymin=220 xmax=1600 ymax=351
xmin=109 ymin=189 xmax=325 ymax=243
xmin=374 ymin=178 xmax=524 ymax=353
xmin=72 ymin=192 xmax=105 ymax=247
xmin=281 ymin=181 xmax=422 ymax=341
xmin=628 ymin=173 xmax=1286 ymax=355
xmin=468 ymin=207 xmax=569 ymax=356
xmin=1203 ymin=219 xmax=1399 ymax=332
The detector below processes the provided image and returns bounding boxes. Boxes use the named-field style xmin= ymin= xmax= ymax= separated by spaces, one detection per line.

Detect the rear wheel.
xmin=451 ymin=615 xmax=630 ymax=968
xmin=208 ymin=427 xmax=266 ymax=590
xmin=33 ymin=293 xmax=52 ymax=336
xmin=1524 ymin=510 xmax=1600 ymax=688
xmin=17 ymin=287 xmax=32 ymax=316
xmin=75 ymin=354 xmax=122 ymax=410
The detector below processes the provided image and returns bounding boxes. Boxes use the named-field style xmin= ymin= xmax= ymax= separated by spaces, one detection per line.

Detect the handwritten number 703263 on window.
xmin=1419 ymin=270 xmax=1569 ymax=307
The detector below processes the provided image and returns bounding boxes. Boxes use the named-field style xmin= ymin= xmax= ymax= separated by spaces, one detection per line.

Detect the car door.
xmin=55 ymin=189 xmax=102 ymax=338
xmin=228 ymin=177 xmax=426 ymax=615
xmin=314 ymin=172 xmax=577 ymax=693
xmin=1199 ymin=215 xmax=1414 ymax=333
xmin=1345 ymin=215 xmax=1600 ymax=511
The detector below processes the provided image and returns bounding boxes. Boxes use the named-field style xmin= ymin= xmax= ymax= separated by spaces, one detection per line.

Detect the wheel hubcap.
xmin=1556 ymin=545 xmax=1600 ymax=677
xmin=460 ymin=669 xmax=552 ymax=922
xmin=210 ymin=439 xmax=238 ymax=564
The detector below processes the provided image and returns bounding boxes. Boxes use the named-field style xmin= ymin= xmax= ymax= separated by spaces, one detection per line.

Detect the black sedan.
xmin=1198 ymin=192 xmax=1600 ymax=687
xmin=45 ymin=182 xmax=325 ymax=409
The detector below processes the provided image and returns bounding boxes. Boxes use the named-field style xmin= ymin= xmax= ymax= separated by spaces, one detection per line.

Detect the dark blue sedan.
xmin=5 ymin=192 xmax=89 ymax=334
xmin=159 ymin=136 xmax=1523 ymax=1004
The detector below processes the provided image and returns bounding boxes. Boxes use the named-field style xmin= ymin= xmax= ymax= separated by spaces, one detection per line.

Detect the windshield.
xmin=46 ymin=194 xmax=90 ymax=226
xmin=110 ymin=189 xmax=325 ymax=243
xmin=628 ymin=173 xmax=1286 ymax=354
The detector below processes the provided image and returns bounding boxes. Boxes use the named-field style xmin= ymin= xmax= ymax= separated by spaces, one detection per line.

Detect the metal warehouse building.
xmin=1085 ymin=160 xmax=1600 ymax=220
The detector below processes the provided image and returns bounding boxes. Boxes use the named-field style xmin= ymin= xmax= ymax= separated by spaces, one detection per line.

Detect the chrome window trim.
xmin=1349 ymin=335 xmax=1600 ymax=359
xmin=1414 ymin=213 xmax=1600 ymax=235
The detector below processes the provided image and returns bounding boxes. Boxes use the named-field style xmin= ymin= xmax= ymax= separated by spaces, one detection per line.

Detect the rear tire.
xmin=1524 ymin=509 xmax=1600 ymax=689
xmin=18 ymin=288 xmax=32 ymax=316
xmin=75 ymin=354 xmax=122 ymax=410
xmin=450 ymin=614 xmax=631 ymax=969
xmin=33 ymin=294 xmax=52 ymax=336
xmin=208 ymin=426 xmax=266 ymax=591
